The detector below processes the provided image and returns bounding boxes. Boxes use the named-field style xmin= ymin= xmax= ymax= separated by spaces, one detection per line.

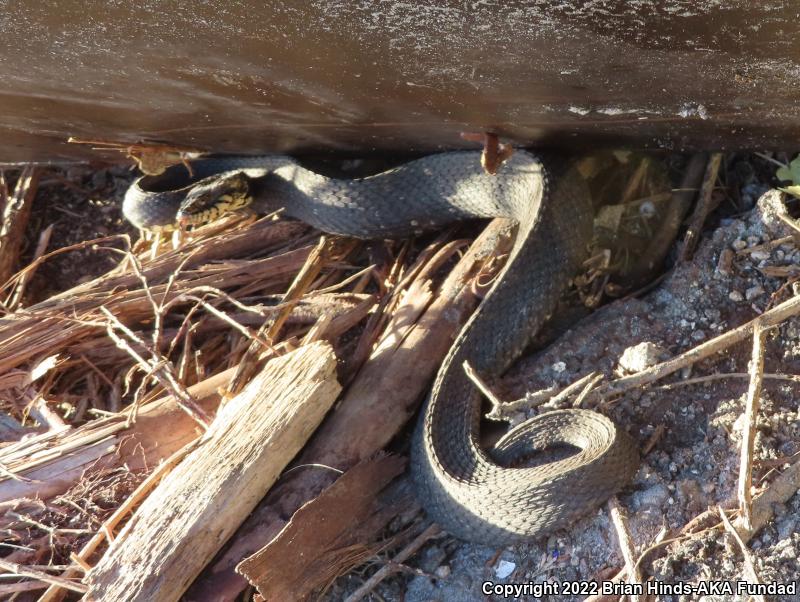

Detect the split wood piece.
xmin=85 ymin=341 xmax=341 ymax=602
xmin=680 ymin=152 xmax=723 ymax=261
xmin=236 ymin=455 xmax=408 ymax=601
xmin=737 ymin=323 xmax=767 ymax=531
xmin=0 ymin=166 xmax=39 ymax=288
xmin=0 ymin=363 xmax=237 ymax=503
xmin=186 ymin=218 xmax=515 ymax=600
xmin=590 ymin=292 xmax=800 ymax=403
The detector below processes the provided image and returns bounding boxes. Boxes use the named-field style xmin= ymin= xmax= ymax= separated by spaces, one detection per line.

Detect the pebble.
xmin=639 ymin=200 xmax=657 ymax=218
xmin=551 ymin=361 xmax=566 ymax=373
xmin=630 ymin=483 xmax=670 ymax=511
xmin=729 ymin=290 xmax=744 ymax=302
xmin=618 ymin=342 xmax=667 ymax=373
xmin=732 ymin=239 xmax=748 ymax=251
xmin=750 ymin=249 xmax=771 ymax=261
xmin=434 ymin=565 xmax=451 ymax=578
xmin=716 ymin=248 xmax=734 ymax=277
xmin=777 ymin=516 xmax=797 ymax=540
xmin=494 ymin=560 xmax=516 ymax=579
xmin=745 ymin=285 xmax=765 ymax=301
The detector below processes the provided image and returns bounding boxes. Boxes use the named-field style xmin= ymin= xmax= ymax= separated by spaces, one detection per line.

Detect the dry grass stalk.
xmin=0 ymin=556 xmax=87 ymax=594
xmin=101 ymin=307 xmax=211 ymax=428
xmin=6 ymin=223 xmax=53 ymax=310
xmin=654 ymin=371 xmax=800 ymax=389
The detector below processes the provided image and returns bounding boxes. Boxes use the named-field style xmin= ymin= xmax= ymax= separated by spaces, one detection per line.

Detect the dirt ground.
xmin=21 ymin=164 xmax=136 ymax=303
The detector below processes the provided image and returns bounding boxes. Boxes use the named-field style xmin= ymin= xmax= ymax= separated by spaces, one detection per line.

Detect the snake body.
xmin=124 ymin=151 xmax=639 ymax=544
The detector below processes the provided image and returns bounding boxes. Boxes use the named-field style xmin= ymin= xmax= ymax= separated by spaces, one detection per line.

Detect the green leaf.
xmin=778 ymin=185 xmax=800 ymax=200
xmin=776 ymin=155 xmax=800 ymax=185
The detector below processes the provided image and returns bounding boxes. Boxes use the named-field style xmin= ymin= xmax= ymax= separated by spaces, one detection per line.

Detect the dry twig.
xmin=680 ymin=153 xmax=723 ymax=261
xmin=607 ymin=497 xmax=641 ymax=602
xmin=591 ymin=293 xmax=800 ymax=402
xmin=719 ymin=506 xmax=765 ymax=602
xmin=343 ymin=524 xmax=442 ymax=602
xmin=101 ymin=307 xmax=211 ymax=428
xmin=737 ymin=323 xmax=767 ymax=530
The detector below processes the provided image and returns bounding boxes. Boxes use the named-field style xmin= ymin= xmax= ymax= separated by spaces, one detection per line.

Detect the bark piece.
xmin=85 ymin=341 xmax=341 ymax=601
xmin=237 ymin=454 xmax=407 ymax=601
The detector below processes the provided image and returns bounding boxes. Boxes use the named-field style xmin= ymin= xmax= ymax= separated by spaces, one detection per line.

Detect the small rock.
xmin=778 ymin=542 xmax=797 ymax=561
xmin=551 ymin=361 xmax=566 ymax=373
xmin=716 ymin=248 xmax=734 ymax=277
xmin=729 ymin=290 xmax=744 ymax=302
xmin=777 ymin=516 xmax=797 ymax=540
xmin=91 ymin=170 xmax=109 ymax=188
xmin=630 ymin=483 xmax=670 ymax=511
xmin=618 ymin=342 xmax=668 ymax=373
xmin=750 ymin=249 xmax=771 ymax=261
xmin=434 ymin=564 xmax=451 ymax=578
xmin=494 ymin=559 xmax=516 ymax=579
xmin=732 ymin=239 xmax=748 ymax=250
xmin=745 ymin=285 xmax=765 ymax=301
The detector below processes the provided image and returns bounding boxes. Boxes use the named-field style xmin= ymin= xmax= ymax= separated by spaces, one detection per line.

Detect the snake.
xmin=123 ymin=150 xmax=639 ymax=545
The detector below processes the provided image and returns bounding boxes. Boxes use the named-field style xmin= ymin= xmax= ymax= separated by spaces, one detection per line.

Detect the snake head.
xmin=177 ymin=171 xmax=253 ymax=227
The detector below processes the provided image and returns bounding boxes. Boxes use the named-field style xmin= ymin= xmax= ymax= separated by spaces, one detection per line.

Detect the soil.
xmin=19 ymin=163 xmax=135 ymax=303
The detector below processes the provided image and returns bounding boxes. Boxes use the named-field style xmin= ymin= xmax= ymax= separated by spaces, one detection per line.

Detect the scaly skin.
xmin=124 ymin=150 xmax=639 ymax=544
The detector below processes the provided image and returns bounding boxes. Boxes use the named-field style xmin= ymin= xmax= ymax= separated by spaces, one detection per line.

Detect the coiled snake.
xmin=123 ymin=150 xmax=639 ymax=544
